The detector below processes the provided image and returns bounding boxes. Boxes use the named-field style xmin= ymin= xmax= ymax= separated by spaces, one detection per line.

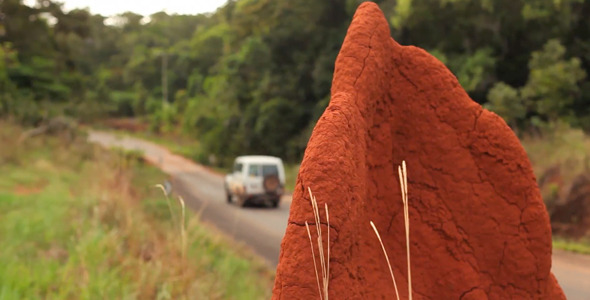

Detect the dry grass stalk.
xmin=305 ymin=221 xmax=322 ymax=300
xmin=325 ymin=202 xmax=330 ymax=295
xmin=155 ymin=184 xmax=178 ymax=228
xmin=370 ymin=221 xmax=400 ymax=300
xmin=178 ymin=195 xmax=187 ymax=260
xmin=369 ymin=160 xmax=413 ymax=300
xmin=155 ymin=184 xmax=186 ymax=260
xmin=398 ymin=160 xmax=412 ymax=300
xmin=306 ymin=187 xmax=330 ymax=300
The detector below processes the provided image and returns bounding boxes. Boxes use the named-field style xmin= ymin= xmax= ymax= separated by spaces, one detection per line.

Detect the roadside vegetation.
xmin=91 ymin=119 xmax=203 ymax=165
xmin=553 ymin=238 xmax=590 ymax=255
xmin=521 ymin=123 xmax=590 ymax=253
xmin=0 ymin=121 xmax=273 ymax=299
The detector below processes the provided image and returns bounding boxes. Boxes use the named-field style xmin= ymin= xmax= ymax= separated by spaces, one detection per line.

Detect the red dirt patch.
xmin=101 ymin=118 xmax=149 ymax=133
xmin=13 ymin=181 xmax=47 ymax=196
xmin=272 ymin=3 xmax=564 ymax=299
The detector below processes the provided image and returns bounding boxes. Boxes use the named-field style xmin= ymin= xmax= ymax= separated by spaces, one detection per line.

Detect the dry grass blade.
xmin=325 ymin=203 xmax=330 ymax=295
xmin=306 ymin=221 xmax=323 ymax=300
xmin=370 ymin=221 xmax=400 ymax=300
xmin=398 ymin=161 xmax=412 ymax=300
xmin=178 ymin=195 xmax=187 ymax=260
xmin=306 ymin=187 xmax=330 ymax=300
xmin=155 ymin=184 xmax=178 ymax=227
xmin=155 ymin=184 xmax=187 ymax=261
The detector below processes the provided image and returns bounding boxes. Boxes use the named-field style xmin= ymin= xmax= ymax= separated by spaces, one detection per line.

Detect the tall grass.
xmin=155 ymin=184 xmax=187 ymax=259
xmin=0 ymin=121 xmax=273 ymax=299
xmin=178 ymin=196 xmax=187 ymax=260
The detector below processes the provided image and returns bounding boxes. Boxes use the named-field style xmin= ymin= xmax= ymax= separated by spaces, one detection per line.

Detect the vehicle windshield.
xmin=247 ymin=164 xmax=279 ymax=177
xmin=262 ymin=164 xmax=279 ymax=176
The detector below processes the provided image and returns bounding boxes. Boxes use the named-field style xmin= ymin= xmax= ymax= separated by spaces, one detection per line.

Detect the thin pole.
xmin=162 ymin=52 xmax=168 ymax=107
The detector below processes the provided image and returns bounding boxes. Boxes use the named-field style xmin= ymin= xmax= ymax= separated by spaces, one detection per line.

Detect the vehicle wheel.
xmin=271 ymin=197 xmax=280 ymax=208
xmin=237 ymin=196 xmax=247 ymax=207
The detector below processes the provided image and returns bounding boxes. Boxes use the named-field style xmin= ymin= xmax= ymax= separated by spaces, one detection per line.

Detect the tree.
xmin=521 ymin=39 xmax=586 ymax=122
xmin=3 ymin=0 xmax=590 ymax=165
xmin=485 ymin=82 xmax=525 ymax=129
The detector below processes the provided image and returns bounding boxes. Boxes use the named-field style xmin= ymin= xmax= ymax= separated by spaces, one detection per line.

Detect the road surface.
xmin=88 ymin=130 xmax=590 ymax=299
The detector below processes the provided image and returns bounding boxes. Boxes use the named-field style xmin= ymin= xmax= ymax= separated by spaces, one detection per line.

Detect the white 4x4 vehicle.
xmin=224 ymin=155 xmax=286 ymax=208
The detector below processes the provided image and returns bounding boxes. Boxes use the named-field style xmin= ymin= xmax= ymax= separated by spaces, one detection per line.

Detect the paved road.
xmin=551 ymin=249 xmax=590 ymax=299
xmin=88 ymin=130 xmax=291 ymax=267
xmin=88 ymin=130 xmax=590 ymax=299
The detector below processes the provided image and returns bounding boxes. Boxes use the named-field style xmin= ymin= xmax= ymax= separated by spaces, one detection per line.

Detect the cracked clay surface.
xmin=272 ymin=3 xmax=565 ymax=300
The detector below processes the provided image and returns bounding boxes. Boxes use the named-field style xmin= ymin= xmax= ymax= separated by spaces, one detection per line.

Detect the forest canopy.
xmin=1 ymin=0 xmax=589 ymax=165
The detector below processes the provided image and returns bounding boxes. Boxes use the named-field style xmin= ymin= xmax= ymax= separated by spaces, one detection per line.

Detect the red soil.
xmin=101 ymin=118 xmax=148 ymax=132
xmin=272 ymin=2 xmax=565 ymax=299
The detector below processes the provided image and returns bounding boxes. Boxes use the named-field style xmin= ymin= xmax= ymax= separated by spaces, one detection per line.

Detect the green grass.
xmin=0 ymin=121 xmax=273 ymax=299
xmin=553 ymin=239 xmax=590 ymax=255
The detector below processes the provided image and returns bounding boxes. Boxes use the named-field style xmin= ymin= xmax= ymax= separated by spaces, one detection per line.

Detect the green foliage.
xmin=149 ymin=103 xmax=178 ymax=133
xmin=486 ymin=39 xmax=587 ymax=130
xmin=3 ymin=0 xmax=590 ymax=165
xmin=0 ymin=43 xmax=19 ymax=114
xmin=391 ymin=0 xmax=413 ymax=28
xmin=109 ymin=91 xmax=136 ymax=116
xmin=521 ymin=39 xmax=587 ymax=121
xmin=450 ymin=48 xmax=496 ymax=93
xmin=253 ymin=97 xmax=304 ymax=156
xmin=485 ymin=82 xmax=525 ymax=127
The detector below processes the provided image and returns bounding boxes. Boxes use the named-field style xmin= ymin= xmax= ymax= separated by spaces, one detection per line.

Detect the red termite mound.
xmin=272 ymin=2 xmax=565 ymax=299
